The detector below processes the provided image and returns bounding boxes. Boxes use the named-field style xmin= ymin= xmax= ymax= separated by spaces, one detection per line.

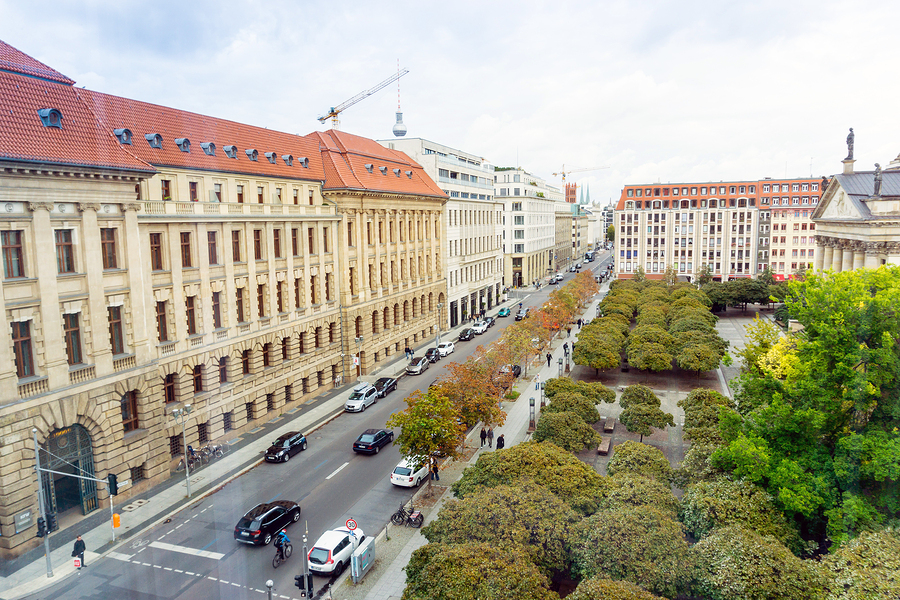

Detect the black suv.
xmin=264 ymin=431 xmax=307 ymax=463
xmin=373 ymin=377 xmax=398 ymax=398
xmin=515 ymin=309 xmax=529 ymax=321
xmin=458 ymin=328 xmax=475 ymax=341
xmin=233 ymin=500 xmax=301 ymax=545
xmin=352 ymin=428 xmax=394 ymax=454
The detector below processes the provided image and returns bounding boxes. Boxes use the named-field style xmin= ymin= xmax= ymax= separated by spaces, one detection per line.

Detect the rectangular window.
xmin=309 ymin=190 xmax=314 ymax=206
xmin=150 ymin=232 xmax=164 ymax=270
xmin=257 ymin=186 xmax=264 ymax=203
xmin=214 ymin=183 xmax=222 ymax=202
xmin=12 ymin=321 xmax=34 ymax=378
xmin=101 ymin=228 xmax=118 ymax=269
xmin=325 ymin=273 xmax=332 ymax=301
xmin=212 ymin=291 xmax=222 ymax=329
xmin=108 ymin=305 xmax=125 ymax=355
xmin=254 ymin=230 xmax=263 ymax=260
xmin=193 ymin=364 xmax=203 ymax=393
xmin=207 ymin=231 xmax=218 ymax=265
xmin=164 ymin=373 xmax=176 ymax=404
xmin=1 ymin=230 xmax=25 ymax=278
xmin=347 ymin=222 xmax=353 ymax=246
xmin=274 ymin=229 xmax=282 ymax=258
xmin=121 ymin=390 xmax=138 ymax=432
xmin=236 ymin=184 xmax=244 ymax=203
xmin=277 ymin=281 xmax=284 ymax=313
xmin=219 ymin=357 xmax=228 ymax=384
xmin=180 ymin=232 xmax=192 ymax=268
xmin=189 ymin=181 xmax=198 ymax=202
xmin=275 ymin=188 xmax=282 ymax=203
xmin=323 ymin=227 xmax=329 ymax=253
xmin=55 ymin=229 xmax=75 ymax=273
xmin=257 ymin=284 xmax=266 ymax=317
xmin=236 ymin=287 xmax=245 ymax=322
xmin=349 ymin=267 xmax=356 ymax=295
xmin=293 ymin=189 xmax=299 ymax=204
xmin=156 ymin=301 xmax=168 ymax=342
xmin=242 ymin=349 xmax=250 ymax=374
xmin=292 ymin=229 xmax=299 ymax=256
xmin=308 ymin=227 xmax=315 ymax=253
xmin=294 ymin=278 xmax=301 ymax=308
xmin=186 ymin=296 xmax=197 ymax=335
xmin=310 ymin=275 xmax=317 ymax=304
xmin=231 ymin=230 xmax=242 ymax=262
xmin=161 ymin=179 xmax=171 ymax=200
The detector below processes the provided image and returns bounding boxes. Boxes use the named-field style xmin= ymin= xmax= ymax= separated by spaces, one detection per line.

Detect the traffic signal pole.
xmin=33 ymin=428 xmax=54 ymax=578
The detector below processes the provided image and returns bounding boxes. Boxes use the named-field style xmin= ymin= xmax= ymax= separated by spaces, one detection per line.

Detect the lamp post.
xmin=436 ymin=302 xmax=444 ymax=345
xmin=540 ymin=381 xmax=546 ymax=408
xmin=528 ymin=397 xmax=536 ymax=432
xmin=171 ymin=404 xmax=193 ymax=498
xmin=557 ymin=357 xmax=563 ymax=378
xmin=354 ymin=336 xmax=363 ymax=377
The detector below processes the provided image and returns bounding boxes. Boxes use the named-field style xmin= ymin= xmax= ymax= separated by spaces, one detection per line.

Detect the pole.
xmin=32 ymin=428 xmax=53 ymax=578
xmin=181 ymin=415 xmax=191 ymax=497
xmin=303 ymin=525 xmax=313 ymax=599
xmin=266 ymin=579 xmax=274 ymax=600
xmin=110 ymin=494 xmax=116 ymax=543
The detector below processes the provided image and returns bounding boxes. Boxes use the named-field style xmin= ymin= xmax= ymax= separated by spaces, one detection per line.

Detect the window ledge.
xmin=123 ymin=428 xmax=150 ymax=444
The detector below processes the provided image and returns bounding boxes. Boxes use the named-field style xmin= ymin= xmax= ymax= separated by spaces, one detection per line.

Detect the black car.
xmin=499 ymin=364 xmax=522 ymax=378
xmin=515 ymin=309 xmax=529 ymax=321
xmin=353 ymin=428 xmax=394 ymax=454
xmin=264 ymin=431 xmax=307 ymax=463
xmin=425 ymin=348 xmax=441 ymax=363
xmin=373 ymin=377 xmax=398 ymax=398
xmin=458 ymin=328 xmax=475 ymax=341
xmin=485 ymin=316 xmax=496 ymax=328
xmin=234 ymin=500 xmax=301 ymax=545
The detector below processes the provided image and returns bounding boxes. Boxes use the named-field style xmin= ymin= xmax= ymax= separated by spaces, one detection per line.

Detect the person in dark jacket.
xmin=480 ymin=428 xmax=487 ymax=447
xmin=546 ymin=352 xmax=552 ymax=367
xmin=496 ymin=434 xmax=505 ymax=450
xmin=73 ymin=535 xmax=86 ymax=569
xmin=487 ymin=428 xmax=494 ymax=448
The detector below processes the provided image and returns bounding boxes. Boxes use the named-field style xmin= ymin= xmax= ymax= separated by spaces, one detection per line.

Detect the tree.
xmin=544 ymin=378 xmax=616 ymax=405
xmin=421 ymin=481 xmax=579 ymax=575
xmin=606 ymin=440 xmax=673 ymax=483
xmin=628 ymin=342 xmax=674 ymax=372
xmin=676 ymin=342 xmax=722 ymax=374
xmin=735 ymin=315 xmax=783 ymax=375
xmin=436 ymin=350 xmax=507 ymax=428
xmin=618 ymin=389 xmax=675 ymax=443
xmin=533 ymin=411 xmax=602 ymax=452
xmin=607 ymin=224 xmax=615 ymax=243
xmin=451 ymin=441 xmax=607 ymax=515
xmin=403 ymin=542 xmax=558 ymax=600
xmin=821 ymin=528 xmax=900 ymax=600
xmin=570 ymin=506 xmax=692 ymax=599
xmin=597 ymin=473 xmax=679 ymax=517
xmin=542 ymin=392 xmax=602 ymax=424
xmin=619 ymin=384 xmax=660 ymax=409
xmin=691 ymin=526 xmax=826 ymax=600
xmin=696 ymin=263 xmax=714 ymax=286
xmin=568 ymin=577 xmax=661 ymax=600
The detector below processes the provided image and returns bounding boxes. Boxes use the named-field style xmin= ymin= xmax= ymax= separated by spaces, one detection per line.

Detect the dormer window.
xmin=405 ymin=170 xmax=413 ymax=179
xmin=37 ymin=108 xmax=63 ymax=128
xmin=281 ymin=154 xmax=293 ymax=166
xmin=393 ymin=169 xmax=401 ymax=177
xmin=379 ymin=166 xmax=388 ymax=175
xmin=200 ymin=142 xmax=216 ymax=156
xmin=298 ymin=157 xmax=309 ymax=168
xmin=245 ymin=149 xmax=258 ymax=161
xmin=223 ymin=145 xmax=238 ymax=159
xmin=264 ymin=152 xmax=277 ymax=164
xmin=364 ymin=164 xmax=374 ymax=173
xmin=145 ymin=133 xmax=162 ymax=149
xmin=113 ymin=128 xmax=132 ymax=144
xmin=175 ymin=138 xmax=191 ymax=153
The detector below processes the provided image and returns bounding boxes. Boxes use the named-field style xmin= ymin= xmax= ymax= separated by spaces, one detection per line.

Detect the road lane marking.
xmin=314 ymin=459 xmax=328 ymax=470
xmin=325 ymin=461 xmax=349 ymax=480
xmin=149 ymin=540 xmax=225 ymax=560
xmin=109 ymin=552 xmax=133 ymax=561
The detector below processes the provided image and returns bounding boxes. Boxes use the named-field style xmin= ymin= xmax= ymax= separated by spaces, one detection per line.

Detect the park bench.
xmin=603 ymin=418 xmax=615 ymax=433
xmin=597 ymin=437 xmax=611 ymax=455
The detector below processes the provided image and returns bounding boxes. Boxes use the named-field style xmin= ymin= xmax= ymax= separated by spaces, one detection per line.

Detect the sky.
xmin=3 ymin=0 xmax=897 ymax=205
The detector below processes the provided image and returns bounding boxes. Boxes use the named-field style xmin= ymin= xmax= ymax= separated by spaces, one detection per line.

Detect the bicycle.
xmin=272 ymin=542 xmax=292 ymax=568
xmin=174 ymin=454 xmax=196 ymax=473
xmin=391 ymin=504 xmax=423 ymax=528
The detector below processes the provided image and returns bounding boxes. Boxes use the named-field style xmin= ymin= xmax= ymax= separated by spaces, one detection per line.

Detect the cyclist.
xmin=274 ymin=529 xmax=290 ymax=560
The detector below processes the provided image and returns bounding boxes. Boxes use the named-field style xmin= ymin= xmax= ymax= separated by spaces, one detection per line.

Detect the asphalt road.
xmin=27 ymin=252 xmax=612 ymax=600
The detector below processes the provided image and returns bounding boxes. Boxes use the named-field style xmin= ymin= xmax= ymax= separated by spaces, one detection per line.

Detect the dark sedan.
xmin=425 ymin=348 xmax=441 ymax=363
xmin=485 ymin=316 xmax=496 ymax=328
xmin=352 ymin=428 xmax=394 ymax=454
xmin=264 ymin=431 xmax=307 ymax=463
xmin=373 ymin=377 xmax=398 ymax=398
xmin=458 ymin=328 xmax=475 ymax=341
xmin=234 ymin=500 xmax=301 ymax=545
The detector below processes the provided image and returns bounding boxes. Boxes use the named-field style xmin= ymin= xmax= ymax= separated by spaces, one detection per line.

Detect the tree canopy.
xmin=533 ymin=411 xmax=602 ymax=452
xmin=606 ymin=440 xmax=673 ymax=484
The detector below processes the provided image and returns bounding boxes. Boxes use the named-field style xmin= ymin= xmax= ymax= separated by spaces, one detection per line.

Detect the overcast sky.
xmin=3 ymin=0 xmax=896 ymax=204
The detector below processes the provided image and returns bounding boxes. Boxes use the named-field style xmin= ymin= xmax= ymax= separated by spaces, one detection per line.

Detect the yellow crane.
xmin=318 ymin=68 xmax=409 ymax=129
xmin=552 ymin=164 xmax=609 ymax=183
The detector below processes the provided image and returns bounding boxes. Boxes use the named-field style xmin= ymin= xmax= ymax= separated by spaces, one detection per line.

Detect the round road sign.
xmin=345 ymin=518 xmax=358 ymax=531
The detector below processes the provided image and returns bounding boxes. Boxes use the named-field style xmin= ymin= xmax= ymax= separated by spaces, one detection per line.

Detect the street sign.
xmin=345 ymin=518 xmax=357 ymax=531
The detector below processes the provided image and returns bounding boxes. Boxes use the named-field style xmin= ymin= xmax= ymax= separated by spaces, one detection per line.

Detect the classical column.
xmin=28 ymin=201 xmax=67 ymax=388
xmin=864 ymin=243 xmax=881 ymax=269
xmin=819 ymin=238 xmax=832 ymax=272
xmin=853 ymin=248 xmax=866 ymax=270
xmin=841 ymin=243 xmax=855 ymax=272
xmin=831 ymin=244 xmax=844 ymax=272
xmin=78 ymin=202 xmax=113 ymax=372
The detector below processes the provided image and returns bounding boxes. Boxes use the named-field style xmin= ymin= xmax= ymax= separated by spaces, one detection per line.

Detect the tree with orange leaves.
xmin=432 ymin=345 xmax=507 ymax=428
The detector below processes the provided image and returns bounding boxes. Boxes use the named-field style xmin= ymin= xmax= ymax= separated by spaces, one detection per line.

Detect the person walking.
xmin=405 ymin=346 xmax=412 ymax=360
xmin=546 ymin=352 xmax=552 ymax=367
xmin=431 ymin=459 xmax=440 ymax=481
xmin=480 ymin=427 xmax=487 ymax=447
xmin=563 ymin=342 xmax=569 ymax=357
xmin=535 ymin=374 xmax=540 ymax=391
xmin=73 ymin=535 xmax=86 ymax=569
xmin=566 ymin=326 xmax=571 ymax=337
xmin=487 ymin=428 xmax=494 ymax=448
xmin=496 ymin=434 xmax=505 ymax=450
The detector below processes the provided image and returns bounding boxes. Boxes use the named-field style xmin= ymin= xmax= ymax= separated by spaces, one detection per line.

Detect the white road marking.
xmin=186 ymin=571 xmax=195 ymax=576
xmin=108 ymin=552 xmax=133 ymax=562
xmin=325 ymin=461 xmax=350 ymax=480
xmin=149 ymin=540 xmax=225 ymax=560
xmin=142 ymin=563 xmax=152 ymax=567
xmin=164 ymin=567 xmax=172 ymax=571
xmin=175 ymin=569 xmax=184 ymax=573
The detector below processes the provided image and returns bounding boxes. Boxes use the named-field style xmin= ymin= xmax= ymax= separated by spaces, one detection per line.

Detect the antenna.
xmin=392 ymin=58 xmax=407 ymax=137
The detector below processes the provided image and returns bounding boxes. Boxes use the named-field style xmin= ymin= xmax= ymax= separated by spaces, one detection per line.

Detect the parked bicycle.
xmin=391 ymin=504 xmax=423 ymax=528
xmin=174 ymin=454 xmax=196 ymax=473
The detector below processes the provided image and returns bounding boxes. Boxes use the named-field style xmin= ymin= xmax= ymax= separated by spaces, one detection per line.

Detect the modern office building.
xmin=554 ymin=203 xmax=574 ymax=272
xmin=379 ymin=138 xmax=501 ymax=326
xmin=758 ymin=177 xmax=822 ymax=279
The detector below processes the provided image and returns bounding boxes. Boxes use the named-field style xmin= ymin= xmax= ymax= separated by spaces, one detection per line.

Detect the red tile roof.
xmin=309 ymin=130 xmax=446 ymax=199
xmin=81 ymin=90 xmax=325 ymax=182
xmin=0 ymin=70 xmax=153 ymax=172
xmin=0 ymin=40 xmax=74 ymax=85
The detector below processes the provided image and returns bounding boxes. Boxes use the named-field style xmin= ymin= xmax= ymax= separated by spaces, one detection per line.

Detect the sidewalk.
xmin=0 ymin=296 xmax=525 ymax=600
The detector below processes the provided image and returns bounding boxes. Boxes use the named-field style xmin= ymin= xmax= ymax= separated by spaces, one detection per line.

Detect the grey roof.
xmin=836 ymin=171 xmax=900 ymax=199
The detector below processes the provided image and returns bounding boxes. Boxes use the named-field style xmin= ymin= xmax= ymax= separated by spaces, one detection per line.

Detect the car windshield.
xmin=349 ymin=391 xmax=364 ymax=400
xmin=273 ymin=439 xmax=289 ymax=448
xmin=359 ymin=434 xmax=376 ymax=443
xmin=393 ymin=467 xmax=412 ymax=476
xmin=308 ymin=547 xmax=330 ymax=564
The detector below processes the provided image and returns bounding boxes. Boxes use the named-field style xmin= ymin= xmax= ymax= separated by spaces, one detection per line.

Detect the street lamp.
xmin=436 ymin=302 xmax=444 ymax=345
xmin=558 ymin=357 xmax=563 ymax=378
xmin=354 ymin=336 xmax=363 ymax=377
xmin=528 ymin=397 xmax=536 ymax=432
xmin=171 ymin=404 xmax=193 ymax=498
xmin=540 ymin=381 xmax=546 ymax=408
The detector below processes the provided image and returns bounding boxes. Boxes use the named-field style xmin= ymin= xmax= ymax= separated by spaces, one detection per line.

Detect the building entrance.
xmin=41 ymin=424 xmax=97 ymax=525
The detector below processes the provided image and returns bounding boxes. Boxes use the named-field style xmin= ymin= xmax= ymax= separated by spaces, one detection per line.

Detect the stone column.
xmin=864 ymin=243 xmax=881 ymax=269
xmin=831 ymin=245 xmax=843 ymax=272
xmin=29 ymin=201 xmax=67 ymax=388
xmin=78 ymin=202 xmax=113 ymax=373
xmin=853 ymin=249 xmax=866 ymax=270
xmin=841 ymin=244 xmax=855 ymax=272
xmin=122 ymin=202 xmax=151 ymax=362
xmin=814 ymin=236 xmax=826 ymax=271
xmin=819 ymin=239 xmax=832 ymax=272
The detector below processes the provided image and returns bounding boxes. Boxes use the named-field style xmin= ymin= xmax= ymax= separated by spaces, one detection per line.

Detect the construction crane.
xmin=552 ymin=164 xmax=609 ymax=183
xmin=318 ymin=68 xmax=409 ymax=129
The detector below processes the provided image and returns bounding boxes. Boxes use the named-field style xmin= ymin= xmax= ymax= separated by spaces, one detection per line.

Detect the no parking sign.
xmin=346 ymin=518 xmax=358 ymax=531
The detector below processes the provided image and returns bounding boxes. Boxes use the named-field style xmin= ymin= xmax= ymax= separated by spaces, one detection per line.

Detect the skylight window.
xmin=223 ymin=145 xmax=238 ymax=159
xmin=265 ymin=152 xmax=277 ymax=164
xmin=379 ymin=166 xmax=388 ymax=175
xmin=175 ymin=138 xmax=191 ymax=153
xmin=405 ymin=170 xmax=413 ymax=179
xmin=298 ymin=157 xmax=309 ymax=168
xmin=37 ymin=108 xmax=63 ymax=128
xmin=364 ymin=164 xmax=373 ymax=173
xmin=245 ymin=149 xmax=258 ymax=161
xmin=113 ymin=128 xmax=132 ymax=144
xmin=282 ymin=154 xmax=293 ymax=166
xmin=393 ymin=168 xmax=401 ymax=177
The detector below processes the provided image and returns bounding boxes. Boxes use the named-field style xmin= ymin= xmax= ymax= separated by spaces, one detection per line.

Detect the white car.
xmin=390 ymin=457 xmax=429 ymax=488
xmin=345 ymin=383 xmax=378 ymax=412
xmin=307 ymin=527 xmax=366 ymax=575
xmin=437 ymin=341 xmax=455 ymax=356
xmin=472 ymin=321 xmax=488 ymax=334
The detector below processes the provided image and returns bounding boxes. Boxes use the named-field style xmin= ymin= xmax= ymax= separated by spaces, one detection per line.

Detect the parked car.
xmin=406 ymin=356 xmax=430 ymax=375
xmin=575 ymin=262 xmax=582 ymax=269
xmin=569 ymin=265 xmax=578 ymax=272
xmin=499 ymin=364 xmax=522 ymax=378
xmin=497 ymin=307 xmax=511 ymax=317
xmin=345 ymin=383 xmax=378 ymax=412
xmin=308 ymin=527 xmax=366 ymax=575
xmin=472 ymin=321 xmax=488 ymax=334
xmin=515 ymin=309 xmax=529 ymax=321
xmin=372 ymin=377 xmax=398 ymax=398
xmin=458 ymin=328 xmax=475 ymax=341
xmin=390 ymin=457 xmax=429 ymax=487
xmin=264 ymin=431 xmax=308 ymax=463
xmin=485 ymin=316 xmax=496 ymax=328
xmin=234 ymin=501 xmax=301 ymax=545
xmin=425 ymin=348 xmax=441 ymax=363
xmin=554 ymin=273 xmax=564 ymax=283
xmin=353 ymin=428 xmax=394 ymax=454
xmin=437 ymin=341 xmax=455 ymax=356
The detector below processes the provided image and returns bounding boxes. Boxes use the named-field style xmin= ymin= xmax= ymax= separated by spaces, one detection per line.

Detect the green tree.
xmin=571 ymin=507 xmax=692 ymax=598
xmin=628 ymin=342 xmax=674 ymax=372
xmin=696 ymin=263 xmax=714 ymax=285
xmin=568 ymin=577 xmax=661 ymax=600
xmin=542 ymin=392 xmax=602 ymax=424
xmin=544 ymin=378 xmax=616 ymax=405
xmin=597 ymin=473 xmax=680 ymax=516
xmin=691 ymin=526 xmax=826 ymax=600
xmin=403 ymin=542 xmax=558 ymax=600
xmin=735 ymin=315 xmax=783 ymax=375
xmin=533 ymin=411 xmax=602 ymax=452
xmin=421 ymin=481 xmax=578 ymax=575
xmin=607 ymin=440 xmax=673 ymax=483
xmin=676 ymin=342 xmax=722 ymax=374
xmin=821 ymin=528 xmax=900 ymax=600
xmin=607 ymin=224 xmax=615 ymax=243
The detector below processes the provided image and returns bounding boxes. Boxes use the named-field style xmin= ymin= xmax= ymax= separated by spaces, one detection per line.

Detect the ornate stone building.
xmin=813 ymin=154 xmax=900 ymax=271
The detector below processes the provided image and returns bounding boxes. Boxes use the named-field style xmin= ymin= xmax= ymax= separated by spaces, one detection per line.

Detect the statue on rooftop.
xmin=846 ymin=128 xmax=855 ymax=160
xmin=873 ymin=163 xmax=883 ymax=197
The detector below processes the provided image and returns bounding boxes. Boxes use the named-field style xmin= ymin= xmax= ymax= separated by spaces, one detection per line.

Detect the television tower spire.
xmin=392 ymin=59 xmax=407 ymax=137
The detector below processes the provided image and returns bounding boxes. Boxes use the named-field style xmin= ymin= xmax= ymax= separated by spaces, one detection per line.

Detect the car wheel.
xmin=389 ymin=432 xmax=394 ymax=442
xmin=374 ymin=446 xmax=379 ymax=454
xmin=334 ymin=560 xmax=344 ymax=576
xmin=263 ymin=533 xmax=272 ymax=545
xmin=291 ymin=508 xmax=301 ymax=522
xmin=415 ymin=477 xmax=422 ymax=487
xmin=301 ymin=441 xmax=307 ymax=451
xmin=361 ymin=403 xmax=366 ymax=412
xmin=283 ymin=453 xmax=290 ymax=463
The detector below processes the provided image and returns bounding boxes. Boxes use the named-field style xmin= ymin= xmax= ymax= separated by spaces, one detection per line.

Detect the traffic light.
xmin=294 ymin=575 xmax=303 ymax=589
xmin=46 ymin=513 xmax=57 ymax=532
xmin=36 ymin=517 xmax=46 ymax=538
xmin=108 ymin=473 xmax=118 ymax=496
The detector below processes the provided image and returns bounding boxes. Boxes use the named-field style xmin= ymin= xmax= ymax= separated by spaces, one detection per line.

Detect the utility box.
xmin=350 ymin=536 xmax=375 ymax=583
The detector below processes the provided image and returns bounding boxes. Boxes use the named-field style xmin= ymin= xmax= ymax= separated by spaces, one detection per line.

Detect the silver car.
xmin=406 ymin=356 xmax=430 ymax=375
xmin=345 ymin=384 xmax=378 ymax=412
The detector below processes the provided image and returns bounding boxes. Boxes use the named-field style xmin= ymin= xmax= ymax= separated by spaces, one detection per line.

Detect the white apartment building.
xmin=380 ymin=138 xmax=503 ymax=326
xmin=494 ymin=169 xmax=564 ymax=287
